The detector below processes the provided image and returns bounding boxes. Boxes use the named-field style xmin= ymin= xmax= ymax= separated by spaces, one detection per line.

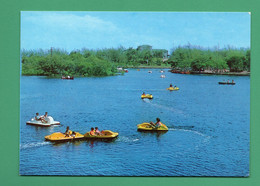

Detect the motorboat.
xmin=26 ymin=116 xmax=60 ymax=127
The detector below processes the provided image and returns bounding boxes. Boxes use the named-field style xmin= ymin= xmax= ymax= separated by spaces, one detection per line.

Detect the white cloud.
xmin=21 ymin=12 xmax=121 ymax=50
xmin=23 ymin=12 xmax=117 ymax=32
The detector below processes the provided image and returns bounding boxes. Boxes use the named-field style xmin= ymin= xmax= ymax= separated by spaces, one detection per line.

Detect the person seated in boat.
xmin=174 ymin=85 xmax=177 ymax=88
xmin=71 ymin=131 xmax=76 ymax=138
xmin=35 ymin=113 xmax=41 ymax=121
xmin=170 ymin=84 xmax=173 ymax=87
xmin=64 ymin=126 xmax=70 ymax=137
xmin=150 ymin=118 xmax=162 ymax=128
xmin=227 ymin=79 xmax=230 ymax=83
xmin=95 ymin=127 xmax=103 ymax=135
xmin=90 ymin=127 xmax=96 ymax=136
xmin=42 ymin=112 xmax=48 ymax=121
xmin=42 ymin=112 xmax=48 ymax=123
xmin=142 ymin=92 xmax=146 ymax=96
xmin=35 ymin=113 xmax=47 ymax=123
xmin=232 ymin=80 xmax=234 ymax=83
xmin=67 ymin=75 xmax=70 ymax=79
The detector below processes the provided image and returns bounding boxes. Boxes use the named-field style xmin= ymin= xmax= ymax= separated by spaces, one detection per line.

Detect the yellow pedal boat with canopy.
xmin=167 ymin=87 xmax=179 ymax=91
xmin=84 ymin=130 xmax=119 ymax=139
xmin=141 ymin=94 xmax=153 ymax=99
xmin=137 ymin=122 xmax=168 ymax=131
xmin=45 ymin=130 xmax=84 ymax=142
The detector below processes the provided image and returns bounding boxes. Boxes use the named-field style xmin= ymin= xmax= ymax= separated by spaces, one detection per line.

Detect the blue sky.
xmin=21 ymin=11 xmax=251 ymax=52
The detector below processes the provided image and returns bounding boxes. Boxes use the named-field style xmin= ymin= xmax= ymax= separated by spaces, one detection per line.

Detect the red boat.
xmin=61 ymin=76 xmax=74 ymax=80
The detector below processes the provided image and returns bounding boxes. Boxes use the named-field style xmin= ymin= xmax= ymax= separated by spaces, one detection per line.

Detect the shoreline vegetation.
xmin=21 ymin=44 xmax=250 ymax=77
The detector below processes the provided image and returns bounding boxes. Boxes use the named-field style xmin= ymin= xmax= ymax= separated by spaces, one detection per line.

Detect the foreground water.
xmin=20 ymin=69 xmax=249 ymax=176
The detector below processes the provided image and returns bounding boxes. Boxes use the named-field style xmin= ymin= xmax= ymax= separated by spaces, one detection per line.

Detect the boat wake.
xmin=177 ymin=129 xmax=207 ymax=137
xmin=20 ymin=141 xmax=51 ymax=150
xmin=168 ymin=128 xmax=212 ymax=143
xmin=117 ymin=136 xmax=139 ymax=143
xmin=168 ymin=127 xmax=209 ymax=137
xmin=143 ymin=99 xmax=186 ymax=115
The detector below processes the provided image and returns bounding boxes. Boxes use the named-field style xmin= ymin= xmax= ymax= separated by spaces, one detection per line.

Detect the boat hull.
xmin=84 ymin=130 xmax=119 ymax=140
xmin=141 ymin=94 xmax=153 ymax=99
xmin=45 ymin=132 xmax=84 ymax=142
xmin=167 ymin=87 xmax=179 ymax=91
xmin=26 ymin=121 xmax=60 ymax=127
xmin=137 ymin=123 xmax=168 ymax=131
xmin=218 ymin=82 xmax=235 ymax=85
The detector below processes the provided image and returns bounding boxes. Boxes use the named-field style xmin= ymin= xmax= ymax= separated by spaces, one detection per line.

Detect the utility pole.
xmin=51 ymin=47 xmax=53 ymax=57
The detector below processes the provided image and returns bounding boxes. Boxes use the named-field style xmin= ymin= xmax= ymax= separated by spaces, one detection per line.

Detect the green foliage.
xmin=21 ymin=45 xmax=250 ymax=76
xmin=168 ymin=45 xmax=250 ymax=72
xmin=21 ymin=48 xmax=116 ymax=76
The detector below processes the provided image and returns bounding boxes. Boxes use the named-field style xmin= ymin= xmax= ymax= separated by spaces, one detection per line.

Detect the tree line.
xmin=21 ymin=47 xmax=169 ymax=76
xmin=21 ymin=44 xmax=250 ymax=76
xmin=168 ymin=44 xmax=250 ymax=72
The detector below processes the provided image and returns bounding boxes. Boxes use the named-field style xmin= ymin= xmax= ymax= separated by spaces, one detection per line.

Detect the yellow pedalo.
xmin=167 ymin=87 xmax=179 ymax=91
xmin=84 ymin=130 xmax=119 ymax=139
xmin=137 ymin=123 xmax=168 ymax=131
xmin=141 ymin=94 xmax=153 ymax=99
xmin=45 ymin=130 xmax=84 ymax=142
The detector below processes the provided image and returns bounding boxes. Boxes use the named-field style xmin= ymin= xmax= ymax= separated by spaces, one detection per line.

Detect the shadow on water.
xmin=52 ymin=140 xmax=85 ymax=146
xmin=51 ymin=137 xmax=118 ymax=147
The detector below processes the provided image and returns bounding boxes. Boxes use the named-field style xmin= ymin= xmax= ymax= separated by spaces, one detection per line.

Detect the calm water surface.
xmin=20 ymin=69 xmax=250 ymax=176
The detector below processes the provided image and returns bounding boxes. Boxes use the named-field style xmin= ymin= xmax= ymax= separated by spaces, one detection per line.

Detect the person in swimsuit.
xmin=64 ymin=126 xmax=70 ymax=137
xmin=71 ymin=131 xmax=76 ymax=138
xmin=90 ymin=127 xmax=96 ymax=136
xmin=150 ymin=118 xmax=162 ymax=128
xmin=95 ymin=127 xmax=102 ymax=135
xmin=35 ymin=112 xmax=47 ymax=123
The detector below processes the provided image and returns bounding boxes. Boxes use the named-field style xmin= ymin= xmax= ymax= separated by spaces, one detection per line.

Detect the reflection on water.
xmin=20 ymin=69 xmax=250 ymax=176
xmin=138 ymin=130 xmax=168 ymax=138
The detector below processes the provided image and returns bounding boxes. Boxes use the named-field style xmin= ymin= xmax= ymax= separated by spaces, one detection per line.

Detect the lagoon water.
xmin=20 ymin=69 xmax=250 ymax=176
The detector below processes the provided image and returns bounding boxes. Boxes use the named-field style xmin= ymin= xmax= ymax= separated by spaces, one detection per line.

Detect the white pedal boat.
xmin=26 ymin=116 xmax=60 ymax=127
